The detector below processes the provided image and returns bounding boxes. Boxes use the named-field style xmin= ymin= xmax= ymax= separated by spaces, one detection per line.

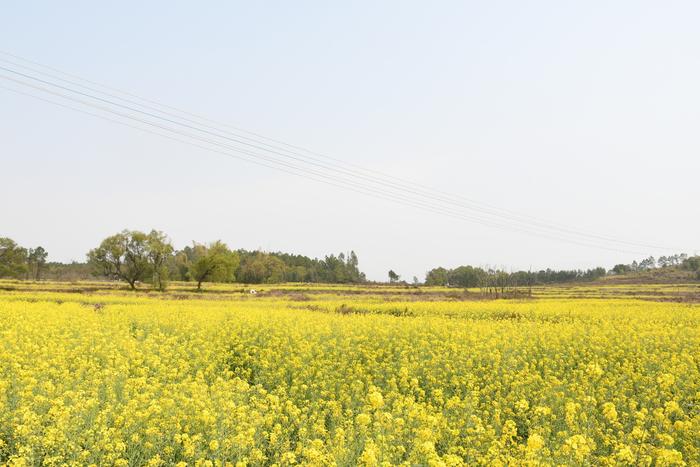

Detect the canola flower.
xmin=0 ymin=287 xmax=698 ymax=465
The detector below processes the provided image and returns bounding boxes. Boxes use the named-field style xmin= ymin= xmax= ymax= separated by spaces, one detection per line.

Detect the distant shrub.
xmin=682 ymin=256 xmax=700 ymax=272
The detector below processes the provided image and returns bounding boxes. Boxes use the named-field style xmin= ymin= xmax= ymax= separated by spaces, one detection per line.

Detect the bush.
xmin=682 ymin=256 xmax=700 ymax=272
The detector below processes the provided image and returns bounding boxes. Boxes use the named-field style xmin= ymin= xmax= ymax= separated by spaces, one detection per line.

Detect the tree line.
xmin=2 ymin=232 xmax=698 ymax=288
xmin=0 ymin=238 xmax=48 ymax=280
xmin=421 ymin=252 xmax=699 ymax=288
xmin=88 ymin=230 xmax=367 ymax=290
xmin=423 ymin=265 xmax=608 ymax=288
xmin=611 ymin=253 xmax=700 ymax=279
xmin=610 ymin=254 xmax=689 ymax=274
xmin=0 ymin=231 xmax=365 ymax=290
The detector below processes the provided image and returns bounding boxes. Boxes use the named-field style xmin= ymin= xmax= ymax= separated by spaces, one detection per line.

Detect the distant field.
xmin=1 ymin=279 xmax=699 ymax=302
xmin=0 ymin=281 xmax=698 ymax=465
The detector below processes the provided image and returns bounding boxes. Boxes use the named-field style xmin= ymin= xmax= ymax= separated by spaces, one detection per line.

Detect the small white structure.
xmin=249 ymin=289 xmax=258 ymax=295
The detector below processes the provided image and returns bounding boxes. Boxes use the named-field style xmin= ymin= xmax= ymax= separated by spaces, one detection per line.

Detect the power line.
xmin=0 ymin=54 xmax=680 ymax=254
xmin=0 ymin=52 xmax=674 ymax=251
xmin=1 ymin=52 xmax=679 ymax=252
xmin=2 ymin=81 xmax=650 ymax=256
xmin=0 ymin=71 xmax=664 ymax=254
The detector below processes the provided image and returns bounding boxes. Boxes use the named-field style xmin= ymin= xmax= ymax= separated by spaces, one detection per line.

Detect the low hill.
xmin=599 ymin=266 xmax=698 ymax=284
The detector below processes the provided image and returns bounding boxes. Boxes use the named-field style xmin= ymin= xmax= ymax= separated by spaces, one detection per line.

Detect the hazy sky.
xmin=2 ymin=1 xmax=698 ymax=281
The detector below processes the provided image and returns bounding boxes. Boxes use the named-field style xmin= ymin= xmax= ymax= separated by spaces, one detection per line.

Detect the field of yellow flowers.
xmin=0 ymin=283 xmax=698 ymax=466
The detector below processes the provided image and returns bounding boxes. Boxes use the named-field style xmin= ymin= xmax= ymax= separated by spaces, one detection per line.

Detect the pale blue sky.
xmin=2 ymin=1 xmax=698 ymax=280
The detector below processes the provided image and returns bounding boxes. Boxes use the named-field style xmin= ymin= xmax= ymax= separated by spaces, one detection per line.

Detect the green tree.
xmin=187 ymin=241 xmax=239 ymax=290
xmin=0 ymin=237 xmax=27 ymax=278
xmin=87 ymin=230 xmax=151 ymax=289
xmin=26 ymin=246 xmax=48 ymax=280
xmin=425 ymin=267 xmax=449 ymax=286
xmin=388 ymin=270 xmax=400 ymax=283
xmin=234 ymin=249 xmax=365 ymax=284
xmin=448 ymin=265 xmax=487 ymax=288
xmin=682 ymin=256 xmax=700 ymax=272
xmin=682 ymin=256 xmax=700 ymax=280
xmin=146 ymin=231 xmax=174 ymax=291
xmin=169 ymin=248 xmax=192 ymax=281
xmin=286 ymin=265 xmax=308 ymax=282
xmin=238 ymin=252 xmax=286 ymax=284
xmin=611 ymin=264 xmax=631 ymax=275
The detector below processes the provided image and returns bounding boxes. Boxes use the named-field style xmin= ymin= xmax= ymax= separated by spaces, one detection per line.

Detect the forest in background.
xmin=1 ymin=231 xmax=698 ymax=290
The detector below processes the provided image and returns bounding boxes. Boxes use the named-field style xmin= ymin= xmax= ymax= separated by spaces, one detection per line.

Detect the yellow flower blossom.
xmin=562 ymin=435 xmax=596 ymax=461
xmin=526 ymin=433 xmax=545 ymax=451
xmin=368 ymin=390 xmax=384 ymax=409
xmin=602 ymin=402 xmax=618 ymax=423
xmin=0 ymin=284 xmax=697 ymax=465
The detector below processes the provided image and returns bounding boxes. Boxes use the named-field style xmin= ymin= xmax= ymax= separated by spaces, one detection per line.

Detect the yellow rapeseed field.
xmin=0 ymin=285 xmax=698 ymax=466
